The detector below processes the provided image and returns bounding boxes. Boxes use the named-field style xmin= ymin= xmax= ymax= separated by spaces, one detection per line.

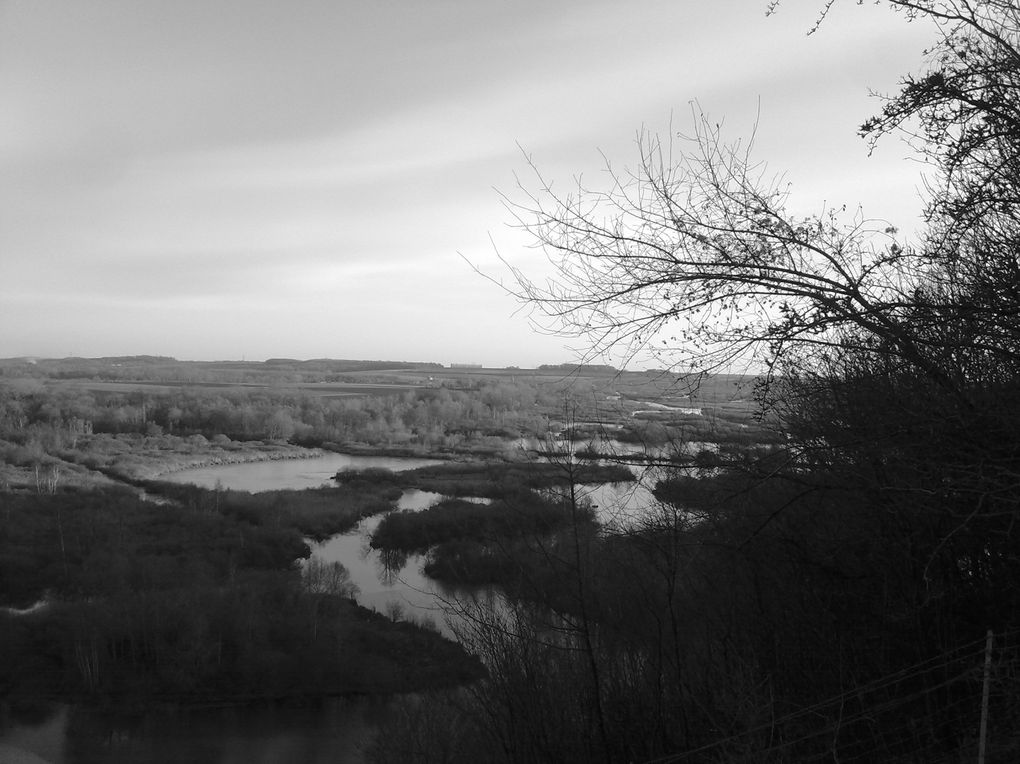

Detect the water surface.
xmin=161 ymin=452 xmax=442 ymax=492
xmin=0 ymin=454 xmax=447 ymax=763
xmin=0 ymin=697 xmax=386 ymax=764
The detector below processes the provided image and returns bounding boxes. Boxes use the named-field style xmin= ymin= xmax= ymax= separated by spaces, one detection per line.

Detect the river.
xmin=159 ymin=453 xmax=468 ymax=634
xmin=0 ymin=450 xmax=658 ymax=763
xmin=156 ymin=451 xmax=662 ymax=624
xmin=0 ymin=452 xmax=453 ymax=764
xmin=307 ymin=491 xmax=472 ymax=639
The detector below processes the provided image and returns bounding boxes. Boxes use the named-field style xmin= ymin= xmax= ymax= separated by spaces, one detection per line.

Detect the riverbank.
xmin=0 ymin=433 xmax=331 ymax=492
xmin=4 ymin=432 xmax=526 ymax=494
xmin=332 ymin=441 xmax=513 ymax=461
xmin=108 ymin=437 xmax=328 ymax=481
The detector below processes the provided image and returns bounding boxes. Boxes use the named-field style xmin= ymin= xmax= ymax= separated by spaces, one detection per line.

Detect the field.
xmin=46 ymin=378 xmax=420 ymax=399
xmin=0 ymin=355 xmax=771 ymax=493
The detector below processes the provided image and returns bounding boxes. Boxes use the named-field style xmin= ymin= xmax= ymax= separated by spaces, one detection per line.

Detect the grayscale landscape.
xmin=3 ymin=2 xmax=1020 ymax=762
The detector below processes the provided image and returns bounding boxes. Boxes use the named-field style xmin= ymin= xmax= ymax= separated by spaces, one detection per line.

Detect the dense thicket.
xmin=0 ymin=380 xmax=550 ymax=452
xmin=140 ymin=480 xmax=401 ymax=541
xmin=371 ymin=2 xmax=1020 ymax=762
xmin=339 ymin=461 xmax=634 ymax=498
xmin=0 ymin=488 xmax=483 ymax=704
xmin=0 ymin=360 xmax=762 ymax=486
xmin=371 ymin=495 xmax=590 ymax=554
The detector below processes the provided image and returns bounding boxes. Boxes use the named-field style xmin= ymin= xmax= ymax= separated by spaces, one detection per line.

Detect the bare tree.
xmin=501 ymin=1 xmax=1020 ymax=400
xmin=501 ymin=114 xmax=942 ymax=387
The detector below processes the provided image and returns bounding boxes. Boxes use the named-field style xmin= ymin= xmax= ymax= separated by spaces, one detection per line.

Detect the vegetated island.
xmin=0 ymin=483 xmax=485 ymax=707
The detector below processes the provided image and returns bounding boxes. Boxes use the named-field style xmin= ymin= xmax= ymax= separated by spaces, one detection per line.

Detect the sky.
xmin=0 ymin=0 xmax=938 ymax=368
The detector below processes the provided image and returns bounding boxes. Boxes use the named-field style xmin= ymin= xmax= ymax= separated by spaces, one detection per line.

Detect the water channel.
xmin=0 ymin=449 xmax=660 ymax=763
xmin=159 ymin=453 xmax=475 ymax=637
xmin=1 ymin=453 xmax=452 ymax=764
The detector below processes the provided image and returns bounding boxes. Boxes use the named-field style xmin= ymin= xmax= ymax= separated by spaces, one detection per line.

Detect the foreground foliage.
xmin=371 ymin=2 xmax=1020 ymax=761
xmin=0 ymin=488 xmax=483 ymax=704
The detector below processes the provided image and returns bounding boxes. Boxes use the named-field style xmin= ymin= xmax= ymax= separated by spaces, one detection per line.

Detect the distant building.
xmin=448 ymin=363 xmax=483 ymax=369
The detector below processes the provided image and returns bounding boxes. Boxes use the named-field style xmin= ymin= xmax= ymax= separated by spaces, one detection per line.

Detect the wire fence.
xmin=647 ymin=628 xmax=1020 ymax=763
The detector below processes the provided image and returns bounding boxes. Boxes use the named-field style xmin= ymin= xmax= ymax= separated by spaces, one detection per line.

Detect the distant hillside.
xmin=0 ymin=355 xmax=444 ymax=385
xmin=264 ymin=358 xmax=443 ymax=372
xmin=537 ymin=363 xmax=619 ymax=374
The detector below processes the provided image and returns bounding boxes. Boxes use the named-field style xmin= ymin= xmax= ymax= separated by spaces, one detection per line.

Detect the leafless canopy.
xmin=502 ymin=114 xmax=926 ymax=378
xmin=501 ymin=0 xmax=1020 ymax=393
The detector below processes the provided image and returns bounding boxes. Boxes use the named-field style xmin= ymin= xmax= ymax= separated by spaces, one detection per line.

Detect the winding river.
xmin=0 ymin=449 xmax=659 ymax=763
xmin=160 ymin=452 xmax=469 ymax=635
xmin=0 ymin=452 xmax=455 ymax=764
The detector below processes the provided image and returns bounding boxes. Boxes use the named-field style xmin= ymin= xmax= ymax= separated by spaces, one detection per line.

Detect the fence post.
xmin=978 ymin=629 xmax=993 ymax=764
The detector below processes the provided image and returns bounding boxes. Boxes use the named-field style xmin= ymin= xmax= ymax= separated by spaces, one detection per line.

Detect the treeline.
xmin=0 ymin=489 xmax=306 ymax=607
xmin=1 ymin=360 xmax=766 ymax=459
xmin=137 ymin=478 xmax=402 ymax=541
xmin=339 ymin=461 xmax=634 ymax=499
xmin=0 ymin=380 xmax=556 ymax=459
xmin=0 ymin=356 xmax=443 ymax=384
xmin=371 ymin=450 xmax=1020 ymax=762
xmin=368 ymin=3 xmax=1020 ymax=761
xmin=347 ymin=461 xmax=626 ymax=591
xmin=374 ymin=494 xmax=600 ymax=590
xmin=536 ymin=363 xmax=618 ymax=373
xmin=371 ymin=494 xmax=592 ymax=556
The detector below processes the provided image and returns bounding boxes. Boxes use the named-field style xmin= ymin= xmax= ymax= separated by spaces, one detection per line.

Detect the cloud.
xmin=0 ymin=0 xmax=940 ymax=364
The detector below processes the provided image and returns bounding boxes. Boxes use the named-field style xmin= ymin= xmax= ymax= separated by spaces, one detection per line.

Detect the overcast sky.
xmin=1 ymin=0 xmax=936 ymax=368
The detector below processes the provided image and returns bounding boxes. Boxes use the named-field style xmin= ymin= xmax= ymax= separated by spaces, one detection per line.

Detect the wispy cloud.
xmin=0 ymin=0 xmax=937 ymax=364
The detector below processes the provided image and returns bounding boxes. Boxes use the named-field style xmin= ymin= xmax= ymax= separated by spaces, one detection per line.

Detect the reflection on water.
xmin=307 ymin=489 xmax=461 ymax=638
xmin=2 ymin=452 xmax=663 ymax=761
xmin=0 ymin=703 xmax=68 ymax=763
xmin=0 ymin=457 xmax=452 ymax=763
xmin=396 ymin=489 xmax=444 ymax=511
xmin=377 ymin=548 xmax=409 ymax=587
xmin=306 ymin=488 xmax=502 ymax=639
xmin=582 ymin=479 xmax=656 ymax=526
xmin=161 ymin=453 xmax=443 ymax=492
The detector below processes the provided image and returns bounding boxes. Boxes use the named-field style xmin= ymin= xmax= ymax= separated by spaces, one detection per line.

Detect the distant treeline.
xmin=537 ymin=363 xmax=618 ymax=373
xmin=338 ymin=462 xmax=634 ymax=499
xmin=0 ymin=356 xmax=443 ymax=385
xmin=0 ymin=376 xmax=768 ymax=487
xmin=0 ymin=380 xmax=556 ymax=459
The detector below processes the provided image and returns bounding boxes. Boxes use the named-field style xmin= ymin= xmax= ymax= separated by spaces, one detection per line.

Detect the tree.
xmin=503 ymin=2 xmax=1020 ymax=397
xmin=469 ymin=2 xmax=1020 ymax=761
xmin=497 ymin=1 xmax=1020 ymax=553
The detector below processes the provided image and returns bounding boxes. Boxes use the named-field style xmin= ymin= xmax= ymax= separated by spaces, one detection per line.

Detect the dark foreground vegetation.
xmin=13 ymin=5 xmax=1020 ymax=756
xmin=0 ymin=487 xmax=483 ymax=706
xmin=371 ymin=494 xmax=587 ymax=555
xmin=360 ymin=462 xmax=619 ymax=588
xmin=374 ymin=491 xmax=600 ymax=589
xmin=0 ymin=357 xmax=740 ymax=751
xmin=336 ymin=460 xmax=634 ymax=499
xmin=366 ymin=3 xmax=1020 ymax=762
xmin=136 ymin=478 xmax=402 ymax=541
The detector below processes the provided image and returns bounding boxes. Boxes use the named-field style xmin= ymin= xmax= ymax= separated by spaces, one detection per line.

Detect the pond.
xmin=159 ymin=452 xmax=444 ymax=492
